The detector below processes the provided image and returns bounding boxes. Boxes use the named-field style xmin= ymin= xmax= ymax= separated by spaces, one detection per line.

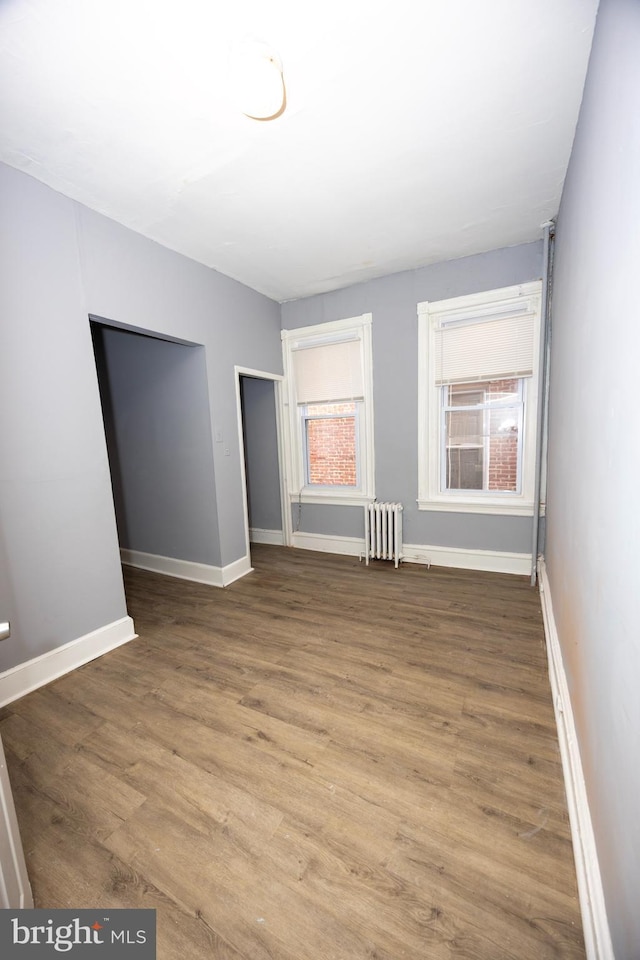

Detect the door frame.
xmin=234 ymin=367 xmax=290 ymax=565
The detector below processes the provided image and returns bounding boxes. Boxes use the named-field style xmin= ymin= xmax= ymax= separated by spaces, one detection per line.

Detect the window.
xmin=418 ymin=283 xmax=542 ymax=515
xmin=282 ymin=314 xmax=374 ymax=504
xmin=443 ymin=379 xmax=523 ymax=493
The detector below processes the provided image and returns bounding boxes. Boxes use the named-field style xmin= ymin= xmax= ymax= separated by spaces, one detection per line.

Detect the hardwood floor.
xmin=0 ymin=545 xmax=585 ymax=958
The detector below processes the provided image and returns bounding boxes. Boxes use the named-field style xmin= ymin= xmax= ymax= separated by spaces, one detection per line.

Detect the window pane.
xmin=305 ymin=402 xmax=357 ymax=486
xmin=306 ymin=402 xmax=356 ymax=416
xmin=446 ymin=379 xmax=519 ymax=406
xmin=487 ymin=404 xmax=520 ymax=492
xmin=446 ymin=384 xmax=484 ymax=407
xmin=484 ymin=377 xmax=519 ymax=404
xmin=447 ymin=446 xmax=484 ymax=490
xmin=446 ymin=408 xmax=483 ymax=447
xmin=443 ymin=379 xmax=522 ymax=494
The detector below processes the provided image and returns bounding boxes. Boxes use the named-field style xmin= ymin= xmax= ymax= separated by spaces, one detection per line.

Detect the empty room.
xmin=0 ymin=1 xmax=638 ymax=958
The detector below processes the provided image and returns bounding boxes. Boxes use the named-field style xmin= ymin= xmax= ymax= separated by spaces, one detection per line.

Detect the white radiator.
xmin=364 ymin=502 xmax=403 ymax=568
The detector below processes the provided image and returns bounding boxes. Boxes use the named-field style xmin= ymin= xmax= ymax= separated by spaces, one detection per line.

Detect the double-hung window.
xmin=282 ymin=314 xmax=374 ymax=505
xmin=418 ymin=282 xmax=542 ymax=515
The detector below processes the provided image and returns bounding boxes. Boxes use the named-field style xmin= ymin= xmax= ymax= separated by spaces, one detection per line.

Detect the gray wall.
xmin=281 ymin=242 xmax=543 ymax=552
xmin=77 ymin=202 xmax=283 ymax=566
xmin=0 ymin=168 xmax=128 ymax=673
xmin=0 ymin=525 xmax=18 ymax=669
xmin=241 ymin=377 xmax=282 ymax=534
xmin=0 ymin=162 xmax=281 ymax=674
xmin=545 ymin=0 xmax=640 ymax=956
xmin=94 ymin=327 xmax=219 ymax=565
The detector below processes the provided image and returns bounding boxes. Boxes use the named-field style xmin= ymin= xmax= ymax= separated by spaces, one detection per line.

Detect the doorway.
xmin=235 ymin=368 xmax=288 ymax=567
xmin=91 ymin=321 xmax=220 ymax=575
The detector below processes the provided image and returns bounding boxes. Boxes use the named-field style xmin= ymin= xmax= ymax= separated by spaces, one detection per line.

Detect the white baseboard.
xmin=120 ymin=548 xmax=252 ymax=588
xmin=0 ymin=616 xmax=137 ymax=708
xmin=291 ymin=532 xmax=364 ymax=557
xmin=403 ymin=542 xmax=531 ymax=576
xmin=538 ymin=559 xmax=613 ymax=960
xmin=222 ymin=553 xmax=253 ymax=586
xmin=250 ymin=528 xmax=284 ymax=546
xmin=289 ymin=532 xmax=530 ymax=575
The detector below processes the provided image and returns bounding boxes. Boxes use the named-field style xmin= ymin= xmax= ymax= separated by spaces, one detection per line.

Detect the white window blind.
xmin=292 ymin=339 xmax=363 ymax=403
xmin=434 ymin=311 xmax=535 ymax=385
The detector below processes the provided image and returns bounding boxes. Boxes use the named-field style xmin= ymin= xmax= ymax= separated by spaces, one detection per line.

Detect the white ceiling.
xmin=0 ymin=0 xmax=598 ymax=302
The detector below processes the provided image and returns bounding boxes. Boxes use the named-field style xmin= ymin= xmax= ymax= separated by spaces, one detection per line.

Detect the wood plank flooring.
xmin=0 ymin=545 xmax=585 ymax=959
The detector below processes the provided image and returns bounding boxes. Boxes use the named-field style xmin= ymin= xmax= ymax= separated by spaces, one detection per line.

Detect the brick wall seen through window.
xmin=305 ymin=402 xmax=357 ymax=486
xmin=486 ymin=378 xmax=519 ymax=492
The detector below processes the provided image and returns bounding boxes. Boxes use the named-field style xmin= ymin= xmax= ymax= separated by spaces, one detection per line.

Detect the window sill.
xmin=417 ymin=497 xmax=534 ymax=517
xmin=290 ymin=491 xmax=373 ymax=507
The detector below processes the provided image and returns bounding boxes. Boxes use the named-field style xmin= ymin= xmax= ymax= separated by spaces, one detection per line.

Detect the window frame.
xmin=281 ymin=314 xmax=375 ymax=506
xmin=417 ymin=283 xmax=541 ymax=516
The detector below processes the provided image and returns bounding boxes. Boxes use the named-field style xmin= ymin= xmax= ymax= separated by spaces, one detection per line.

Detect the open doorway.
xmin=235 ymin=368 xmax=288 ymax=567
xmin=91 ymin=320 xmax=221 ymax=580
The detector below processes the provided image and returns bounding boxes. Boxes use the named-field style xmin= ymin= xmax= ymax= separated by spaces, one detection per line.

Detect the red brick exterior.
xmin=306 ymin=402 xmax=357 ymax=486
xmin=486 ymin=379 xmax=519 ymax=492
